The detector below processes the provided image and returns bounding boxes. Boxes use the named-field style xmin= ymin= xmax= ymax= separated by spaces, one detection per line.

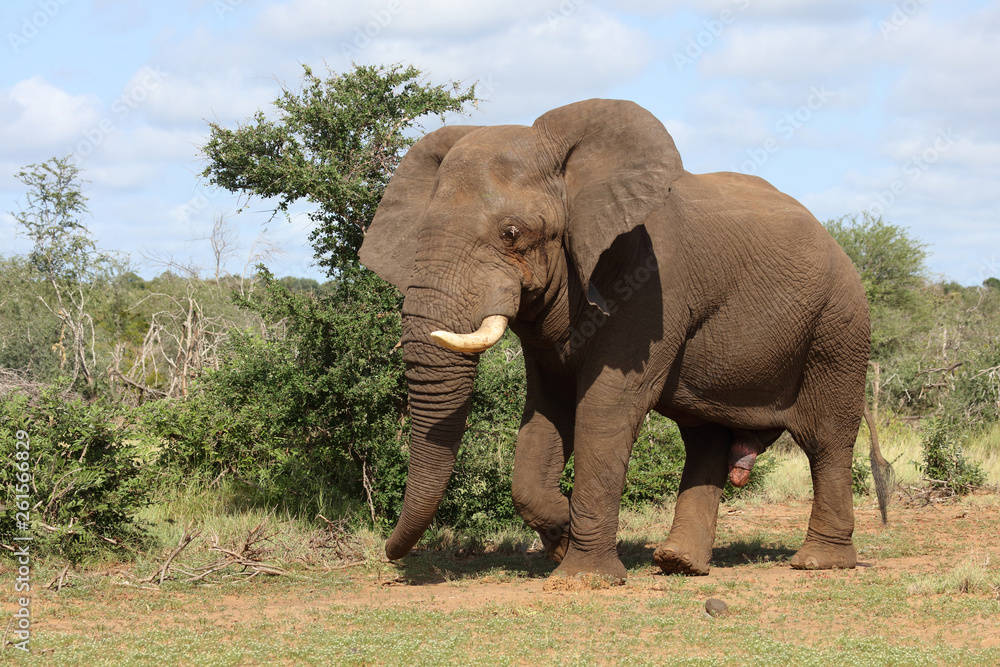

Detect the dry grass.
xmin=907 ymin=550 xmax=1000 ymax=597
xmin=966 ymin=421 xmax=1000 ymax=486
xmin=760 ymin=414 xmax=1000 ymax=503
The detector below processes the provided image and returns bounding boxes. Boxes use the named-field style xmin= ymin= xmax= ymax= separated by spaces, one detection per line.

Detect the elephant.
xmin=358 ymin=98 xmax=891 ymax=582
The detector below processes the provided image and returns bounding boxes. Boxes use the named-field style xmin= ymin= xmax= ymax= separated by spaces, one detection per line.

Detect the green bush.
xmin=145 ymin=266 xmax=408 ymax=524
xmin=146 ymin=271 xmax=530 ymax=532
xmin=949 ymin=343 xmax=1000 ymax=425
xmin=561 ymin=414 xmax=773 ymax=507
xmin=0 ymin=382 xmax=154 ymax=561
xmin=852 ymin=452 xmax=872 ymax=497
xmin=918 ymin=419 xmax=985 ymax=495
xmin=622 ymin=415 xmax=686 ymax=507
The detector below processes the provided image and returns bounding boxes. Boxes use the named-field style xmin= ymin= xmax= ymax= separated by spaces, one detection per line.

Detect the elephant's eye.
xmin=500 ymin=225 xmax=521 ymax=246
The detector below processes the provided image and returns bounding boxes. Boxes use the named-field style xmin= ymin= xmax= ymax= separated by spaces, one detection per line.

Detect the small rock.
xmin=705 ymin=598 xmax=728 ymax=618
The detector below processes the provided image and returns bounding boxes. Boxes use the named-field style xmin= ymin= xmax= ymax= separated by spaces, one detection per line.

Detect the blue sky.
xmin=2 ymin=0 xmax=998 ymax=284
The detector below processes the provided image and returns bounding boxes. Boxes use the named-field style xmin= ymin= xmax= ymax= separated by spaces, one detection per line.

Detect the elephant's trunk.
xmin=385 ymin=314 xmax=480 ymax=560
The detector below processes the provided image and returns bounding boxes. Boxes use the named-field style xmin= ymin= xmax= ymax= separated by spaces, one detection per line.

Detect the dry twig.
xmin=47 ymin=564 xmax=72 ymax=592
xmin=139 ymin=522 xmax=201 ymax=585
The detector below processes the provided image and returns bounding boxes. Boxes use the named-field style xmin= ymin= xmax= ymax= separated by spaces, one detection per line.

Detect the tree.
xmin=9 ymin=156 xmax=125 ymax=386
xmin=824 ymin=212 xmax=929 ymax=310
xmin=201 ymin=63 xmax=478 ymax=274
xmin=192 ymin=64 xmax=481 ymax=523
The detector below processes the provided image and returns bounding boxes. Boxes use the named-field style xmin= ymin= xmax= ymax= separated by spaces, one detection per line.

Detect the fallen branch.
xmin=140 ymin=522 xmax=200 ymax=585
xmin=916 ymin=361 xmax=964 ymax=376
xmin=47 ymin=564 xmax=72 ymax=592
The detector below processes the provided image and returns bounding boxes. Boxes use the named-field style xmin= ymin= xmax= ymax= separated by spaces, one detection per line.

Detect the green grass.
xmin=9 ymin=423 xmax=1000 ymax=665
xmin=15 ymin=560 xmax=1000 ymax=666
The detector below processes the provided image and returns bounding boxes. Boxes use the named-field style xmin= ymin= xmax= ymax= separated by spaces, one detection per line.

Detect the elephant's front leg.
xmin=552 ymin=398 xmax=644 ymax=582
xmin=511 ymin=402 xmax=574 ymax=562
xmin=653 ymin=423 xmax=732 ymax=575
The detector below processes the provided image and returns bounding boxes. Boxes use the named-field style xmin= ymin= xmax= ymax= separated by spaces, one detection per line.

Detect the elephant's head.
xmin=359 ymin=99 xmax=684 ymax=559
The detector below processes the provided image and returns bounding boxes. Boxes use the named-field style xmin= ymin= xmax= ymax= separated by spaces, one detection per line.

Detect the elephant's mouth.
xmin=429 ymin=315 xmax=508 ymax=353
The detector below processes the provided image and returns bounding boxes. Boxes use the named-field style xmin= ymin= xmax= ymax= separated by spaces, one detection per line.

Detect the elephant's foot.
xmin=790 ymin=541 xmax=857 ymax=570
xmin=551 ymin=551 xmax=627 ymax=584
xmin=537 ymin=525 xmax=569 ymax=563
xmin=652 ymin=542 xmax=710 ymax=576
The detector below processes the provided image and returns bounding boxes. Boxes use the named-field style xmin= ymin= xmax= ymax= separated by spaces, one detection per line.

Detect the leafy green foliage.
xmin=918 ymin=419 xmax=985 ymax=495
xmin=0 ymin=382 xmax=154 ymax=560
xmin=11 ymin=156 xmax=95 ymax=283
xmin=825 ymin=213 xmax=932 ymax=363
xmin=4 ymin=156 xmax=132 ymax=392
xmin=852 ymin=452 xmax=872 ymax=496
xmin=561 ymin=414 xmax=774 ymax=507
xmin=621 ymin=415 xmax=686 ymax=507
xmin=825 ymin=212 xmax=928 ymax=310
xmin=0 ymin=256 xmax=62 ymax=378
xmin=191 ymin=63 xmax=501 ymax=527
xmin=146 ymin=266 xmax=407 ymax=522
xmin=201 ymin=63 xmax=477 ymax=274
xmin=949 ymin=343 xmax=1000 ymax=425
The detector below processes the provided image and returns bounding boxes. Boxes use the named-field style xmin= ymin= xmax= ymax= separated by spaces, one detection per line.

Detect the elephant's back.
xmin=661 ymin=171 xmax=853 ymax=313
xmin=649 ymin=171 xmax=868 ymax=425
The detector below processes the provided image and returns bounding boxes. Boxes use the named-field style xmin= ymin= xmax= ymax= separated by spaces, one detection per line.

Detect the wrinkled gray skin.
xmin=359 ymin=99 xmax=875 ymax=581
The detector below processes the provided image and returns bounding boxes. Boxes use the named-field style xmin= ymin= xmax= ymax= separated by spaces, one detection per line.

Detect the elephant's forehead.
xmin=439 ymin=126 xmax=545 ymax=189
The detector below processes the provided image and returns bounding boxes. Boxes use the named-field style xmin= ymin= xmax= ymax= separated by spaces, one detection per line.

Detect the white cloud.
xmin=353 ymin=6 xmax=653 ymax=122
xmin=3 ymin=0 xmax=995 ymax=284
xmin=258 ymin=0 xmax=573 ymax=42
xmin=144 ymin=72 xmax=275 ymax=126
xmin=604 ymin=0 xmax=873 ymax=22
xmin=883 ymin=8 xmax=1000 ymax=139
xmin=0 ymin=77 xmax=103 ymax=156
xmin=700 ymin=21 xmax=875 ymax=83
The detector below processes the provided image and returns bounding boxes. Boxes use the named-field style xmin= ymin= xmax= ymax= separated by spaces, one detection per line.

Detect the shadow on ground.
xmin=390 ymin=534 xmax=799 ymax=584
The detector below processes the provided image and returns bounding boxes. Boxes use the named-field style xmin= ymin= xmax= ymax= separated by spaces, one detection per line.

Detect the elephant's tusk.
xmin=429 ymin=315 xmax=508 ymax=353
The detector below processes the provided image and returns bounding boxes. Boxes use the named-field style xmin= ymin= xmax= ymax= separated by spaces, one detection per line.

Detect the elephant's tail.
xmin=863 ymin=407 xmax=895 ymax=525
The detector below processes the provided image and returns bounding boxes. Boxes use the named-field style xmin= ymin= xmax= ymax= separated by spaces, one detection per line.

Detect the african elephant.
xmin=359 ymin=99 xmax=890 ymax=581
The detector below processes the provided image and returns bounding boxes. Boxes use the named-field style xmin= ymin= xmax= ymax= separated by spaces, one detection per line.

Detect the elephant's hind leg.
xmin=788 ymin=428 xmax=859 ymax=570
xmin=787 ymin=378 xmax=862 ymax=569
xmin=653 ymin=423 xmax=731 ymax=576
xmin=786 ymin=303 xmax=867 ymax=570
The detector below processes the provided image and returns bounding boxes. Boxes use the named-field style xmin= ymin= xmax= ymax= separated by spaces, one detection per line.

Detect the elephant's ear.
xmin=359 ymin=125 xmax=482 ymax=293
xmin=533 ymin=100 xmax=684 ymax=302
